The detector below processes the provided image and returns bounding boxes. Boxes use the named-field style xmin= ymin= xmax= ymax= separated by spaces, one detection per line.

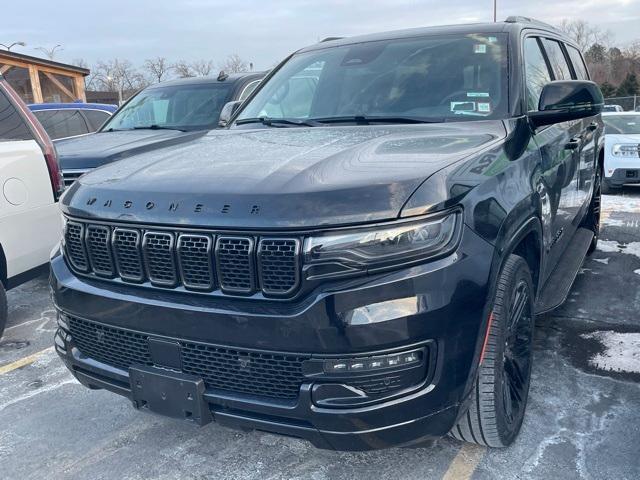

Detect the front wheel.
xmin=0 ymin=281 xmax=7 ymax=339
xmin=450 ymin=254 xmax=535 ymax=447
xmin=584 ymin=163 xmax=603 ymax=254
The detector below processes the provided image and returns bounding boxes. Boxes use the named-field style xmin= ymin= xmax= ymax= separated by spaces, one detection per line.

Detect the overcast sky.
xmin=3 ymin=0 xmax=639 ymax=70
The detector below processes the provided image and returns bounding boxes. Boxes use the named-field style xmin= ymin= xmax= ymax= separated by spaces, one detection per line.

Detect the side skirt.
xmin=535 ymin=227 xmax=593 ymax=315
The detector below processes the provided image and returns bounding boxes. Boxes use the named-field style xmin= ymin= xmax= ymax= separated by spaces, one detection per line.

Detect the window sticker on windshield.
xmin=451 ymin=101 xmax=476 ymax=112
xmin=477 ymin=102 xmax=491 ymax=113
xmin=474 ymin=44 xmax=487 ymax=54
xmin=487 ymin=36 xmax=497 ymax=43
xmin=467 ymin=92 xmax=490 ymax=98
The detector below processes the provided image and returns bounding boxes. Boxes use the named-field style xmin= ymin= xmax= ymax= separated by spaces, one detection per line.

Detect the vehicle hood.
xmin=604 ymin=133 xmax=640 ymax=145
xmin=63 ymin=122 xmax=506 ymax=229
xmin=55 ymin=129 xmax=208 ymax=170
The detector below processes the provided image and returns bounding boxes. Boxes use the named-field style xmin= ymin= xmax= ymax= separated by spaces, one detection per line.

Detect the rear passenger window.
xmin=0 ymin=89 xmax=34 ymax=141
xmin=83 ymin=110 xmax=111 ymax=131
xmin=33 ymin=109 xmax=89 ymax=140
xmin=566 ymin=45 xmax=589 ymax=80
xmin=523 ymin=38 xmax=552 ymax=112
xmin=541 ymin=39 xmax=572 ymax=80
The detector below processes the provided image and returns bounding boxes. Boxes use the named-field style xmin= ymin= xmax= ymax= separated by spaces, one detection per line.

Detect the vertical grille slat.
xmin=143 ymin=232 xmax=178 ymax=287
xmin=85 ymin=225 xmax=114 ymax=277
xmin=177 ymin=234 xmax=215 ymax=290
xmin=258 ymin=239 xmax=301 ymax=296
xmin=216 ymin=236 xmax=256 ymax=294
xmin=63 ymin=220 xmax=301 ymax=298
xmin=112 ymin=228 xmax=144 ymax=282
xmin=64 ymin=222 xmax=89 ymax=272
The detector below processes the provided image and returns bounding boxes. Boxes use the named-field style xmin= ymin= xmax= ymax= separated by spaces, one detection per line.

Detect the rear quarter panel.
xmin=0 ymin=140 xmax=61 ymax=279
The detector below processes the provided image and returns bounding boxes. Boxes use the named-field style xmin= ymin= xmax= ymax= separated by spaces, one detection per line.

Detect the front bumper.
xmin=51 ymin=225 xmax=495 ymax=450
xmin=604 ymin=167 xmax=640 ymax=186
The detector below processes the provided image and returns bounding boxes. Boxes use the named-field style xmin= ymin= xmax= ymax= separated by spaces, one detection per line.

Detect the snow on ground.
xmin=597 ymin=240 xmax=640 ymax=258
xmin=602 ymin=193 xmax=640 ymax=214
xmin=581 ymin=331 xmax=640 ymax=374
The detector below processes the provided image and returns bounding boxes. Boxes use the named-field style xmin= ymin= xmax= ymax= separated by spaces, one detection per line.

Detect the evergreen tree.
xmin=599 ymin=82 xmax=616 ymax=98
xmin=616 ymin=73 xmax=639 ymax=97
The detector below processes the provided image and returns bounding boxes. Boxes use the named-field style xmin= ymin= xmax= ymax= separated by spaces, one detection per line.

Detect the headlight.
xmin=303 ymin=211 xmax=460 ymax=279
xmin=612 ymin=144 xmax=640 ymax=157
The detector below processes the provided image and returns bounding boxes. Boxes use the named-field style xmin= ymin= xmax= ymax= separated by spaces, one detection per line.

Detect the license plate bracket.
xmin=129 ymin=366 xmax=212 ymax=426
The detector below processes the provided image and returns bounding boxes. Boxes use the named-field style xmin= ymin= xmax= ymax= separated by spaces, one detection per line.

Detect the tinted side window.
xmin=566 ymin=45 xmax=589 ymax=80
xmin=238 ymin=80 xmax=261 ymax=101
xmin=33 ymin=109 xmax=89 ymax=139
xmin=0 ymin=89 xmax=34 ymax=141
xmin=83 ymin=110 xmax=111 ymax=131
xmin=523 ymin=38 xmax=552 ymax=112
xmin=541 ymin=39 xmax=572 ymax=80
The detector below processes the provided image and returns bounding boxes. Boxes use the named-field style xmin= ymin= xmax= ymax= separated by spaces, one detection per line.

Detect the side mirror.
xmin=528 ymin=80 xmax=604 ymax=129
xmin=218 ymin=100 xmax=243 ymax=127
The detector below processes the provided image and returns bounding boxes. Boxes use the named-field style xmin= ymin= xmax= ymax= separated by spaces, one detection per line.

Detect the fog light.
xmin=323 ymin=348 xmax=423 ymax=374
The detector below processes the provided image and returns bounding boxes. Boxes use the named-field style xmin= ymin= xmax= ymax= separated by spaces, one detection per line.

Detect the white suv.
xmin=0 ymin=75 xmax=64 ymax=337
xmin=602 ymin=111 xmax=640 ymax=193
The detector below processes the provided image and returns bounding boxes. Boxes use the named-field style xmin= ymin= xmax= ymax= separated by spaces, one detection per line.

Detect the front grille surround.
xmin=63 ymin=218 xmax=302 ymax=298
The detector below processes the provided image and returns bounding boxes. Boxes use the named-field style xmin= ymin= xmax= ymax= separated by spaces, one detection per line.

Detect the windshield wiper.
xmin=132 ymin=125 xmax=188 ymax=132
xmin=309 ymin=115 xmax=446 ymax=125
xmin=235 ymin=117 xmax=322 ymax=127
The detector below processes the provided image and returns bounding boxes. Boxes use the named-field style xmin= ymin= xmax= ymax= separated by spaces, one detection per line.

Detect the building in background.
xmin=0 ymin=50 xmax=88 ymax=103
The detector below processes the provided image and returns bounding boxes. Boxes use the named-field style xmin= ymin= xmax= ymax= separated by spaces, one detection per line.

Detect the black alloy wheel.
xmin=451 ymin=254 xmax=535 ymax=447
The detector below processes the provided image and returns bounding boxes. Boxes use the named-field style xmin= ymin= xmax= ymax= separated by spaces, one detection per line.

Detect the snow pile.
xmin=581 ymin=330 xmax=640 ymax=374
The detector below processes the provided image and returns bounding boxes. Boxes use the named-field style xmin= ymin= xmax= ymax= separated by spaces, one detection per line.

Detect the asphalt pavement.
xmin=1 ymin=188 xmax=639 ymax=480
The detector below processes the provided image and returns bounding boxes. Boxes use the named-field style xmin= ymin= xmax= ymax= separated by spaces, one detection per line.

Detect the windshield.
xmin=102 ymin=83 xmax=233 ymax=131
xmin=236 ymin=33 xmax=508 ymax=125
xmin=604 ymin=115 xmax=640 ymax=135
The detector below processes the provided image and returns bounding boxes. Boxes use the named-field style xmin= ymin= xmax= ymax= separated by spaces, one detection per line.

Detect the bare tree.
xmin=173 ymin=60 xmax=195 ymax=78
xmin=89 ymin=59 xmax=148 ymax=102
xmin=35 ymin=44 xmax=63 ymax=60
xmin=558 ymin=19 xmax=611 ymax=51
xmin=191 ymin=59 xmax=215 ymax=76
xmin=144 ymin=57 xmax=172 ymax=83
xmin=218 ymin=54 xmax=250 ymax=74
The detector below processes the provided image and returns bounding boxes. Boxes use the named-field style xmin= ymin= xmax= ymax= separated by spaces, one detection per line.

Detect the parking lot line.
xmin=442 ymin=443 xmax=486 ymax=480
xmin=0 ymin=346 xmax=54 ymax=375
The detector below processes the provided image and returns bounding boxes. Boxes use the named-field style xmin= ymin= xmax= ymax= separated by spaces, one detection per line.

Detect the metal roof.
xmin=0 ymin=50 xmax=90 ymax=75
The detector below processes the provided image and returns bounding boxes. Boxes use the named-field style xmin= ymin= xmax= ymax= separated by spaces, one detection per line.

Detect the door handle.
xmin=586 ymin=121 xmax=598 ymax=132
xmin=565 ymin=137 xmax=582 ymax=150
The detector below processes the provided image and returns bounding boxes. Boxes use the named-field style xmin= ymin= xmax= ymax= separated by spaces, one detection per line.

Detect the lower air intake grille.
xmin=67 ymin=317 xmax=308 ymax=400
xmin=69 ymin=317 xmax=152 ymax=370
xmin=258 ymin=239 xmax=300 ymax=295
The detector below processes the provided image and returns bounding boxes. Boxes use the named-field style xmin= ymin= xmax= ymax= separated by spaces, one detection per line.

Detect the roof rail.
xmin=320 ymin=37 xmax=343 ymax=43
xmin=505 ymin=16 xmax=560 ymax=32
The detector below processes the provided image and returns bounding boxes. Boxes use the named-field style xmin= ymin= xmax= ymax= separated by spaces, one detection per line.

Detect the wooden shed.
xmin=0 ymin=50 xmax=89 ymax=104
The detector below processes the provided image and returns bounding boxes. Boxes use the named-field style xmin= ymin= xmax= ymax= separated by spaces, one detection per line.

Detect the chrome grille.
xmin=62 ymin=169 xmax=90 ymax=187
xmin=63 ymin=219 xmax=301 ymax=298
xmin=85 ymin=225 xmax=114 ymax=276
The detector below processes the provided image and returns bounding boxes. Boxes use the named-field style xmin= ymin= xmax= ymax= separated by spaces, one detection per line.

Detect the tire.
xmin=450 ymin=254 xmax=535 ymax=448
xmin=0 ymin=281 xmax=7 ymax=339
xmin=584 ymin=162 xmax=602 ymax=255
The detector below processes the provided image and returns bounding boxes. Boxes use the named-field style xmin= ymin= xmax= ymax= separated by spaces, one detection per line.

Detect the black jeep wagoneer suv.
xmin=51 ymin=17 xmax=604 ymax=450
